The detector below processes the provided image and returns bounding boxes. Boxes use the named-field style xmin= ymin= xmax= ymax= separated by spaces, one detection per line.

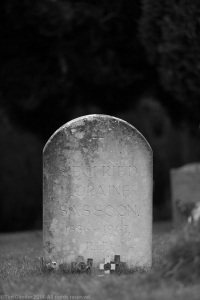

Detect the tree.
xmin=0 ymin=0 xmax=147 ymax=137
xmin=140 ymin=0 xmax=200 ymax=125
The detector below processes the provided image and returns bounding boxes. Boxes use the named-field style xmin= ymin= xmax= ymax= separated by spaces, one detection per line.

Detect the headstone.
xmin=170 ymin=163 xmax=200 ymax=228
xmin=43 ymin=114 xmax=153 ymax=269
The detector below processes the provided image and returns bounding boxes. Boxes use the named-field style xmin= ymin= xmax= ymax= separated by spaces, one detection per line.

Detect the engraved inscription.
xmin=66 ymin=223 xmax=130 ymax=235
xmin=70 ymin=165 xmax=137 ymax=177
xmin=74 ymin=185 xmax=85 ymax=196
xmin=86 ymin=240 xmax=121 ymax=252
xmin=70 ymin=184 xmax=132 ymax=198
xmin=60 ymin=204 xmax=136 ymax=217
xmin=86 ymin=241 xmax=110 ymax=251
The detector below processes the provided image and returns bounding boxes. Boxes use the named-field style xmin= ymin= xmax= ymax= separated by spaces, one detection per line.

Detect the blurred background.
xmin=1 ymin=0 xmax=200 ymax=232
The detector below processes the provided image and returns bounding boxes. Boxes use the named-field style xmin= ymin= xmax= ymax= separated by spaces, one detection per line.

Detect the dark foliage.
xmin=0 ymin=0 xmax=155 ymax=231
xmin=0 ymin=110 xmax=42 ymax=231
xmin=140 ymin=0 xmax=200 ymax=125
xmin=0 ymin=0 xmax=150 ymax=138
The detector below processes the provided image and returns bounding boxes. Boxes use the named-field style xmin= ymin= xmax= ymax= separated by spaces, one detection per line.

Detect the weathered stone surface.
xmin=171 ymin=163 xmax=200 ymax=228
xmin=43 ymin=115 xmax=153 ymax=268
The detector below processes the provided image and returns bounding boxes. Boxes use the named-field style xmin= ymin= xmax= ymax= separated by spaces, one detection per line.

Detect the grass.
xmin=0 ymin=223 xmax=200 ymax=299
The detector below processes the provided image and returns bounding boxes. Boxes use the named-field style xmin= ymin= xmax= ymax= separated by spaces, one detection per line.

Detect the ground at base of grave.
xmin=0 ymin=222 xmax=199 ymax=300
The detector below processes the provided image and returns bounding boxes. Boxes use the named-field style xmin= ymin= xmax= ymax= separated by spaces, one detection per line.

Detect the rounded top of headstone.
xmin=171 ymin=163 xmax=200 ymax=174
xmin=43 ymin=114 xmax=152 ymax=153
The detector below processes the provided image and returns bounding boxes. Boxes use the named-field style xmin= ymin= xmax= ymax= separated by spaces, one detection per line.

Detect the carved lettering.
xmin=82 ymin=205 xmax=90 ymax=216
xmin=84 ymin=223 xmax=92 ymax=233
xmin=88 ymin=185 xmax=95 ymax=197
xmin=75 ymin=185 xmax=85 ymax=196
xmin=86 ymin=242 xmax=93 ymax=250
xmin=61 ymin=203 xmax=136 ymax=217
xmin=103 ymin=241 xmax=110 ymax=250
xmin=77 ymin=225 xmax=82 ymax=233
xmin=129 ymin=166 xmax=137 ymax=176
xmin=96 ymin=185 xmax=105 ymax=197
xmin=104 ymin=205 xmax=114 ymax=216
xmin=118 ymin=166 xmax=126 ymax=177
xmin=67 ymin=223 xmax=131 ymax=235
xmin=123 ymin=185 xmax=130 ymax=197
xmin=60 ymin=205 xmax=68 ymax=216
xmin=103 ymin=166 xmax=111 ymax=176
xmin=94 ymin=205 xmax=103 ymax=216
xmin=70 ymin=165 xmax=137 ymax=177
xmin=94 ymin=166 xmax=103 ymax=177
xmin=116 ymin=224 xmax=130 ymax=234
xmin=86 ymin=241 xmax=110 ymax=251
xmin=93 ymin=223 xmax=101 ymax=232
xmin=117 ymin=205 xmax=127 ymax=216
xmin=128 ymin=204 xmax=136 ymax=215
xmin=60 ymin=205 xmax=81 ymax=216
xmin=70 ymin=205 xmax=81 ymax=216
xmin=112 ymin=185 xmax=121 ymax=195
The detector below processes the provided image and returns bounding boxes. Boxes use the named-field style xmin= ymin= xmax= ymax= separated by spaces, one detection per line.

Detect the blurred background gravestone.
xmin=170 ymin=163 xmax=200 ymax=228
xmin=43 ymin=115 xmax=153 ymax=268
